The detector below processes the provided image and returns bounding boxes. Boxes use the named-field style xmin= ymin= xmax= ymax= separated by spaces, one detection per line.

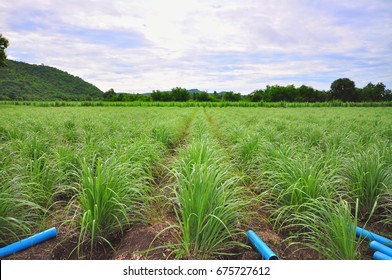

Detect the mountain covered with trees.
xmin=0 ymin=60 xmax=103 ymax=100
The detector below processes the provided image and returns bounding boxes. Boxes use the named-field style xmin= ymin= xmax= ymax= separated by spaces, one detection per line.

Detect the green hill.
xmin=0 ymin=60 xmax=103 ymax=100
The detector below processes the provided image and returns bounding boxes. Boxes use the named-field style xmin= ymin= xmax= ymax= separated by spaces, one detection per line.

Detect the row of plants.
xmin=209 ymin=107 xmax=391 ymax=259
xmin=2 ymin=100 xmax=392 ymax=108
xmin=1 ymin=105 xmax=390 ymax=259
xmin=168 ymin=111 xmax=250 ymax=259
xmin=0 ymin=106 xmax=196 ymax=257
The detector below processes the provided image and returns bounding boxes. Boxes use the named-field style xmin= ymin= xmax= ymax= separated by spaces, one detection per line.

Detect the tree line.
xmin=103 ymin=79 xmax=392 ymax=103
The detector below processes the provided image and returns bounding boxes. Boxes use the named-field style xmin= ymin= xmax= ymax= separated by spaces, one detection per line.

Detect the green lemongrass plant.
xmin=74 ymin=154 xmax=150 ymax=253
xmin=344 ymin=145 xmax=391 ymax=219
xmin=52 ymin=146 xmax=80 ymax=201
xmin=151 ymin=123 xmax=182 ymax=149
xmin=235 ymin=133 xmax=260 ymax=170
xmin=24 ymin=153 xmax=59 ymax=208
xmin=171 ymin=141 xmax=249 ymax=258
xmin=262 ymin=144 xmax=343 ymax=229
xmin=379 ymin=186 xmax=392 ymax=226
xmin=378 ymin=142 xmax=392 ymax=225
xmin=0 ymin=167 xmax=43 ymax=245
xmin=286 ymin=198 xmax=360 ymax=260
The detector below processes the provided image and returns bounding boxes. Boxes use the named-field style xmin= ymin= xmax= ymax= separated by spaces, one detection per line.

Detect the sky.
xmin=1 ymin=0 xmax=391 ymax=94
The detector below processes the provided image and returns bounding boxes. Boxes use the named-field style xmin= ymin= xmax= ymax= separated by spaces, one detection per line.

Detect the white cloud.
xmin=1 ymin=0 xmax=391 ymax=93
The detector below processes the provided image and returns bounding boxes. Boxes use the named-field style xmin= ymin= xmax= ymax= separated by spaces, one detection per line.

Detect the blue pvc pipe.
xmin=370 ymin=241 xmax=392 ymax=258
xmin=247 ymin=230 xmax=278 ymax=260
xmin=356 ymin=226 xmax=392 ymax=248
xmin=373 ymin=251 xmax=392 ymax=260
xmin=0 ymin=227 xmax=57 ymax=258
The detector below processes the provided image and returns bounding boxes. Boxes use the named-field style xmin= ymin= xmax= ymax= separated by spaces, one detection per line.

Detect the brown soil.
xmin=4 ymin=205 xmax=390 ymax=260
xmin=113 ymin=221 xmax=178 ymax=260
xmin=4 ymin=218 xmax=79 ymax=260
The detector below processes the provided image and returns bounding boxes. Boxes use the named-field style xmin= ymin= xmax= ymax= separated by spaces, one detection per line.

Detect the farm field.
xmin=0 ymin=105 xmax=391 ymax=260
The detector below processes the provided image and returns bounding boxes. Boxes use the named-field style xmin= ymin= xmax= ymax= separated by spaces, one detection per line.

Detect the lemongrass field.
xmin=0 ymin=105 xmax=391 ymax=259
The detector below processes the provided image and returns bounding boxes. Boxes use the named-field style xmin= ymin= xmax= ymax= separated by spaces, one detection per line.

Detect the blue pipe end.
xmin=247 ymin=230 xmax=278 ymax=260
xmin=370 ymin=241 xmax=392 ymax=258
xmin=0 ymin=227 xmax=57 ymax=258
xmin=373 ymin=251 xmax=392 ymax=260
xmin=356 ymin=226 xmax=392 ymax=248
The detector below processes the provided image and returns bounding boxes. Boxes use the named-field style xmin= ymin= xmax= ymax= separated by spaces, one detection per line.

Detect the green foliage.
xmin=344 ymin=145 xmax=391 ymax=219
xmin=75 ymin=155 xmax=149 ymax=252
xmin=330 ymin=78 xmax=357 ymax=102
xmin=0 ymin=147 xmax=43 ymax=245
xmin=236 ymin=134 xmax=260 ymax=166
xmin=223 ymin=91 xmax=241 ymax=101
xmin=171 ymin=87 xmax=190 ymax=102
xmin=150 ymin=90 xmax=173 ymax=101
xmin=0 ymin=34 xmax=9 ymax=67
xmin=380 ymin=186 xmax=392 ymax=226
xmin=151 ymin=122 xmax=183 ymax=149
xmin=288 ymin=198 xmax=360 ymax=260
xmin=172 ymin=140 xmax=248 ymax=258
xmin=0 ymin=60 xmax=103 ymax=100
xmin=268 ymin=85 xmax=296 ymax=102
xmin=210 ymin=106 xmax=391 ymax=259
xmin=0 ymin=105 xmax=390 ymax=260
xmin=24 ymin=153 xmax=58 ymax=208
xmin=360 ymin=82 xmax=388 ymax=101
xmin=192 ymin=90 xmax=210 ymax=101
xmin=102 ymin=88 xmax=116 ymax=101
xmin=0 ymin=106 xmax=178 ymax=255
xmin=2 ymin=100 xmax=392 ymax=107
xmin=263 ymin=145 xmax=342 ymax=227
xmin=0 ymin=181 xmax=43 ymax=245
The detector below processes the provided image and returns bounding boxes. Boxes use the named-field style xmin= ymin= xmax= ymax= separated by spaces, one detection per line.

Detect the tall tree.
xmin=151 ymin=90 xmax=163 ymax=101
xmin=223 ymin=91 xmax=241 ymax=101
xmin=266 ymin=85 xmax=296 ymax=102
xmin=361 ymin=82 xmax=386 ymax=101
xmin=103 ymin=88 xmax=116 ymax=101
xmin=171 ymin=87 xmax=190 ymax=101
xmin=330 ymin=78 xmax=357 ymax=101
xmin=296 ymin=85 xmax=316 ymax=102
xmin=0 ymin=34 xmax=9 ymax=67
xmin=249 ymin=89 xmax=264 ymax=102
xmin=193 ymin=91 xmax=209 ymax=101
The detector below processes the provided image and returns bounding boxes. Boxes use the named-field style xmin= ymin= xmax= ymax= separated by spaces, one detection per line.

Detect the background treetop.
xmin=0 ymin=34 xmax=10 ymax=67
